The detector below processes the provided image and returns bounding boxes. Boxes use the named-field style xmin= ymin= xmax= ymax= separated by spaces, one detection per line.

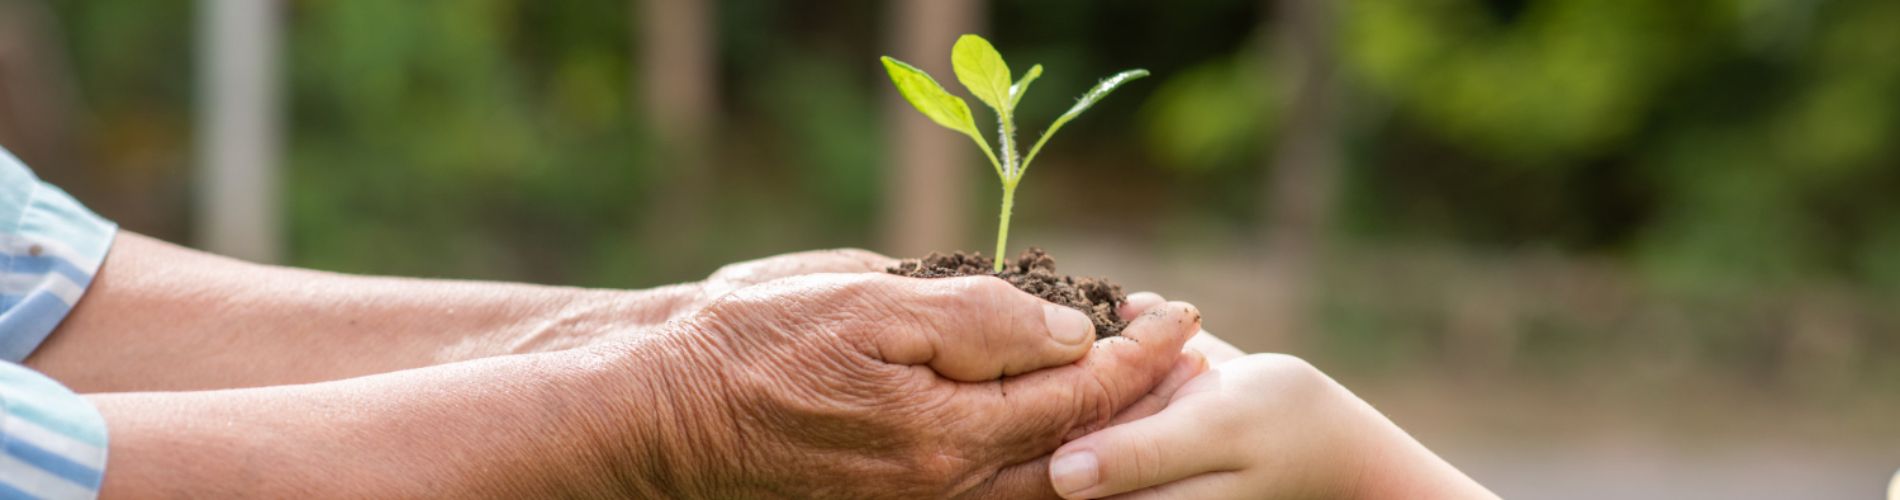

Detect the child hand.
xmin=1050 ymin=353 xmax=1496 ymax=499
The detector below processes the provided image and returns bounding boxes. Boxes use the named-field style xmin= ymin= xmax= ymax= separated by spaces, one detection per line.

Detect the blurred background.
xmin=3 ymin=0 xmax=1896 ymax=497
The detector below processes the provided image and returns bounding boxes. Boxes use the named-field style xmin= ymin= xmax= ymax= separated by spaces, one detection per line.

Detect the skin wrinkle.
xmin=539 ymin=353 xmax=649 ymax=496
xmin=1134 ymin=430 xmax=1168 ymax=490
xmin=1071 ymin=357 xmax=1122 ymax=439
xmin=642 ymin=333 xmax=743 ymax=498
xmin=980 ymin=454 xmax=1056 ymax=497
xmin=691 ymin=287 xmax=904 ymax=494
xmin=503 ymin=303 xmax=578 ymax=355
xmin=936 ymin=449 xmax=996 ymax=498
xmin=995 ymin=386 xmax=1063 ymax=455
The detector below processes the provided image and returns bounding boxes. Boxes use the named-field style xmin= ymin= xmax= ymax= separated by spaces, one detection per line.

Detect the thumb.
xmin=869 ymin=276 xmax=1097 ymax=382
xmin=985 ymin=302 xmax=1202 ymax=461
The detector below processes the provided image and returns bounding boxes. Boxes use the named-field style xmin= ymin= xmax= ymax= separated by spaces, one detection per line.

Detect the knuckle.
xmin=916 ymin=276 xmax=1015 ymax=326
xmin=706 ymin=262 xmax=747 ymax=281
xmin=1257 ymin=353 xmax=1323 ymax=382
xmin=968 ymin=276 xmax=1033 ymax=327
xmin=829 ymin=273 xmax=901 ymax=309
xmin=904 ymin=449 xmax=971 ymax=492
xmin=708 ymin=254 xmax=775 ymax=280
xmin=1064 ymin=373 xmax=1121 ymax=438
xmin=1243 ymin=353 xmax=1335 ymax=402
xmin=961 ymin=275 xmax=1020 ymax=303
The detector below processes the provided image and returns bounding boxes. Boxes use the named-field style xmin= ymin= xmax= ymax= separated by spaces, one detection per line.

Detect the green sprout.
xmin=882 ymin=34 xmax=1149 ymax=272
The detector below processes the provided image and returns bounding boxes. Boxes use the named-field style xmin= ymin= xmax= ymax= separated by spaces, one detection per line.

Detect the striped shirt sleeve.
xmin=0 ymin=364 xmax=106 ymax=499
xmin=0 ymin=147 xmax=115 ymax=499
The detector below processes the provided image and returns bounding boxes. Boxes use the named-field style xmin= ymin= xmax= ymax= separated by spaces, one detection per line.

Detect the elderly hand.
xmin=599 ymin=272 xmax=1203 ymax=498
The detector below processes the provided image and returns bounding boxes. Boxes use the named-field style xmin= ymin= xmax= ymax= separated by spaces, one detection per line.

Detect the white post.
xmin=195 ymin=0 xmax=282 ymax=263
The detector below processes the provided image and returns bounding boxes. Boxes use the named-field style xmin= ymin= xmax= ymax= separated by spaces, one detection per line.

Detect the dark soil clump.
xmin=887 ymin=247 xmax=1128 ymax=338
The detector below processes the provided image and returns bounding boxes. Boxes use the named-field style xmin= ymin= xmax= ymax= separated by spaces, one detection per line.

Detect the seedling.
xmin=882 ymin=35 xmax=1149 ymax=271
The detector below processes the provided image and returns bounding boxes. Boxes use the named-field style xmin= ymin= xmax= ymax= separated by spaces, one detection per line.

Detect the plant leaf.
xmin=1008 ymin=64 xmax=1043 ymax=111
xmin=881 ymin=56 xmax=1005 ymax=179
xmin=951 ymin=34 xmax=1013 ymax=114
xmin=881 ymin=56 xmax=980 ymax=137
xmin=1021 ymin=69 xmax=1150 ymax=173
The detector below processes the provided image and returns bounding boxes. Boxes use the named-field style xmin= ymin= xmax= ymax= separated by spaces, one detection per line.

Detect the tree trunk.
xmin=635 ymin=0 xmax=717 ymax=275
xmin=881 ymin=0 xmax=983 ymax=257
xmin=0 ymin=0 xmax=82 ymax=184
xmin=1259 ymin=0 xmax=1342 ymax=350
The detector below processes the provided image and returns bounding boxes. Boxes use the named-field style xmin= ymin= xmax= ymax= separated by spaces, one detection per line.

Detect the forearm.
xmin=90 ymin=346 xmax=674 ymax=498
xmin=28 ymin=232 xmax=698 ymax=392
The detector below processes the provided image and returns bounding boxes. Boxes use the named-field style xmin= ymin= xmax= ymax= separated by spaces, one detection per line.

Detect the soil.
xmin=887 ymin=247 xmax=1128 ymax=338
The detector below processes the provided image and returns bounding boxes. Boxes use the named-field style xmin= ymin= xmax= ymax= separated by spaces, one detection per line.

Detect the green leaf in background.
xmin=1023 ymin=68 xmax=1150 ymax=170
xmin=1009 ymin=63 xmax=1043 ymax=111
xmin=951 ymin=34 xmax=1013 ymax=114
xmin=1142 ymin=55 xmax=1273 ymax=172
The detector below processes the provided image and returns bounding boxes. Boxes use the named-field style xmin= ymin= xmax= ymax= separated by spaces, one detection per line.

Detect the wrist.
xmin=437 ymin=350 xmax=661 ymax=498
xmin=574 ymin=326 xmax=742 ymax=498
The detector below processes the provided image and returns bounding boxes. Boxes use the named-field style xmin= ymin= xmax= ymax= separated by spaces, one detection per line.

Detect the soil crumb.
xmin=887 ymin=247 xmax=1128 ymax=338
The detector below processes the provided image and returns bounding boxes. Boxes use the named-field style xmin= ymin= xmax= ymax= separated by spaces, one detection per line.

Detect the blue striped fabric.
xmin=0 ymin=147 xmax=114 ymax=500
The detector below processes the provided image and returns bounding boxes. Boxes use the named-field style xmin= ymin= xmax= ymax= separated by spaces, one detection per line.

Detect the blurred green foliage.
xmin=285 ymin=0 xmax=655 ymax=284
xmin=34 ymin=0 xmax=1900 ymax=341
xmin=1337 ymin=0 xmax=1900 ymax=299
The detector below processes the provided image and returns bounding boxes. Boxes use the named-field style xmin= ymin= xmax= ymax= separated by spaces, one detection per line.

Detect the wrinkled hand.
xmin=615 ymin=273 xmax=1202 ymax=498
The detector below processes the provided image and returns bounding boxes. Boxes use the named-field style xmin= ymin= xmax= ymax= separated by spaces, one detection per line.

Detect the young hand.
xmin=1059 ymin=291 xmax=1493 ymax=499
xmin=1048 ymin=352 xmax=1496 ymax=500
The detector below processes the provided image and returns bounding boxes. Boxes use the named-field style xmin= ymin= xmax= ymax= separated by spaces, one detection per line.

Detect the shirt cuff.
xmin=0 ymin=177 xmax=117 ymax=363
xmin=0 ymin=362 xmax=106 ymax=499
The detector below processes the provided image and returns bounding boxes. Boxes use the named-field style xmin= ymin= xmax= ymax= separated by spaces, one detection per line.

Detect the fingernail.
xmin=1043 ymin=303 xmax=1093 ymax=344
xmin=1050 ymin=450 xmax=1099 ymax=495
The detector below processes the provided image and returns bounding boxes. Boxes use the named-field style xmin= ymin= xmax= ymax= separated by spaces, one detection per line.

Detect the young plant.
xmin=882 ymin=35 xmax=1149 ymax=272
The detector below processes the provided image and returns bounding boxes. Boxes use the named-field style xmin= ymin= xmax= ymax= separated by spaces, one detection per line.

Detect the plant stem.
xmin=994 ymin=182 xmax=1016 ymax=272
xmin=998 ymin=111 xmax=1019 ymax=179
